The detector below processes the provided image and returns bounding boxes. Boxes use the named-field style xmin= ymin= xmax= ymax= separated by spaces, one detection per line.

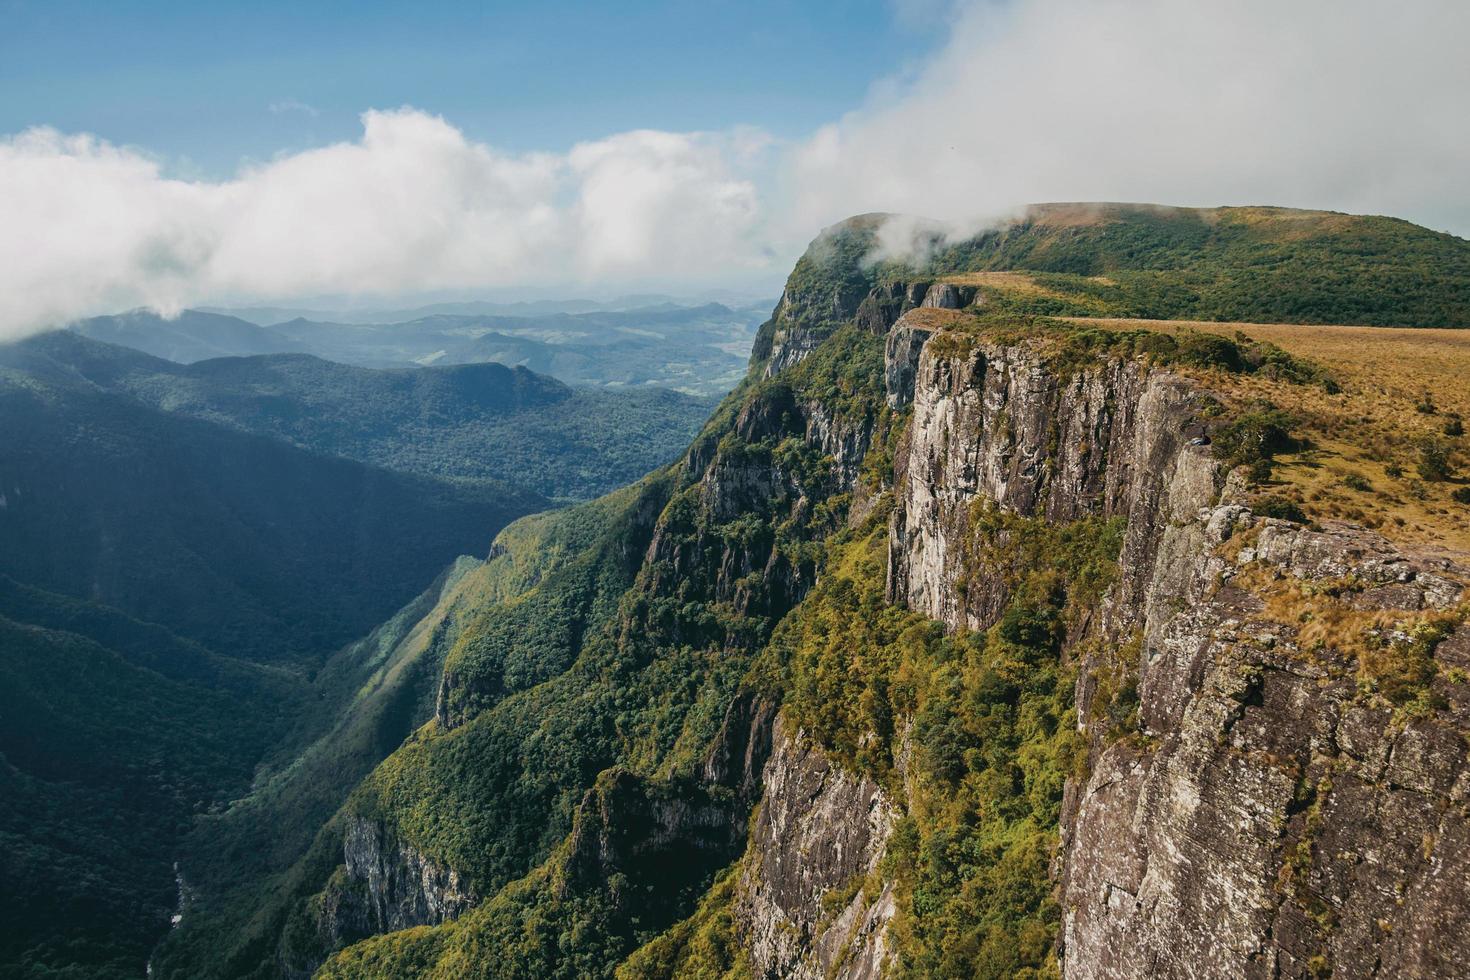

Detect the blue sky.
xmin=3 ymin=0 xmax=1467 ymax=335
xmin=0 ymin=0 xmax=943 ymax=175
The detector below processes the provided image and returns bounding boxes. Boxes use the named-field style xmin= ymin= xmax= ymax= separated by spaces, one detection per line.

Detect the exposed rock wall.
xmin=735 ymin=307 xmax=1470 ymax=978
xmin=1062 ymin=511 xmax=1470 ymax=980
xmin=884 ymin=311 xmax=1220 ymax=635
xmin=735 ymin=718 xmax=899 ymax=980
xmin=318 ymin=815 xmax=476 ymax=946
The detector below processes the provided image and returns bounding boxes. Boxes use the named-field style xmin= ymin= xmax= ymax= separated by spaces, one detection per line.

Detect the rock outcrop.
xmin=318 ymin=815 xmax=476 ymax=947
xmin=734 ymin=307 xmax=1470 ymax=978
xmin=735 ymin=718 xmax=899 ymax=980
xmin=1062 ymin=512 xmax=1470 ymax=980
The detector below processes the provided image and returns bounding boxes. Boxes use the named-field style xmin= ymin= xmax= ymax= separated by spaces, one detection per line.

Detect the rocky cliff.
xmin=298 ymin=215 xmax=1470 ymax=980
xmin=734 ymin=717 xmax=899 ymax=980
xmin=318 ymin=815 xmax=477 ymax=948
xmin=720 ymin=301 xmax=1470 ymax=977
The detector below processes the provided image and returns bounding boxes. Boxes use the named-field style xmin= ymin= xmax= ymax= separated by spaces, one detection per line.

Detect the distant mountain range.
xmin=76 ymin=298 xmax=775 ymax=395
xmin=199 ymin=291 xmax=773 ymax=325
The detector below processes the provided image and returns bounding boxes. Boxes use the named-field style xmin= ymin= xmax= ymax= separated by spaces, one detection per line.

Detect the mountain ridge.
xmin=16 ymin=202 xmax=1470 ymax=980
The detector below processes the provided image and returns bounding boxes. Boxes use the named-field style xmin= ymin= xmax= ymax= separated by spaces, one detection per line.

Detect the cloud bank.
xmin=3 ymin=0 xmax=1468 ymax=339
xmin=789 ymin=0 xmax=1470 ymax=239
xmin=0 ymin=110 xmax=768 ymax=337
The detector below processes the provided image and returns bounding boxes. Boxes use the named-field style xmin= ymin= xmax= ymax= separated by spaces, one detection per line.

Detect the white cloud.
xmin=4 ymin=0 xmax=1469 ymax=340
xmin=0 ymin=109 xmax=771 ymax=339
xmin=785 ymin=0 xmax=1470 ymax=242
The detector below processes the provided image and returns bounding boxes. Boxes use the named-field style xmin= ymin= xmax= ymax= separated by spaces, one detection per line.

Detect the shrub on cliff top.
xmin=1213 ymin=403 xmax=1301 ymax=470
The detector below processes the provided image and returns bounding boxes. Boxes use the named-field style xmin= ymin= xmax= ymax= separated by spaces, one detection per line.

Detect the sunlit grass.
xmin=1065 ymin=316 xmax=1470 ymax=553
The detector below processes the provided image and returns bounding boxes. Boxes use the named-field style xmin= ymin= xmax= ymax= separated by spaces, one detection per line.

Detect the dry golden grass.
xmin=1068 ymin=317 xmax=1470 ymax=555
xmin=939 ymin=271 xmax=1054 ymax=293
xmin=1228 ymin=562 xmax=1467 ymax=710
xmin=938 ymin=270 xmax=1120 ymax=293
xmin=897 ymin=307 xmax=970 ymax=330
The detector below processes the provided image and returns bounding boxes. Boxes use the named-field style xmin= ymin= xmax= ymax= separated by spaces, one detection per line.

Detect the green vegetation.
xmin=1211 ymin=403 xmax=1302 ymax=473
xmin=760 ymin=509 xmax=1121 ymax=979
xmin=0 ymin=609 xmax=296 ymax=979
xmin=925 ymin=313 xmax=1332 ymax=391
xmin=1252 ymin=495 xmax=1309 ymax=523
xmin=1416 ymin=437 xmax=1454 ymax=481
xmin=615 ymin=862 xmax=751 ymax=980
xmin=0 ymin=371 xmax=537 ymax=664
xmin=285 ymin=325 xmax=888 ymax=980
xmin=750 ymin=214 xmax=890 ymax=365
xmin=0 ymin=330 xmax=699 ymax=978
xmin=10 ymin=331 xmax=714 ymax=502
xmin=932 ymin=205 xmax=1470 ymax=327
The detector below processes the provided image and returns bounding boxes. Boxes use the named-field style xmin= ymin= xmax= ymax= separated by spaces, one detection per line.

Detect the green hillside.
xmin=0 ymin=600 xmax=304 ymax=979
xmin=755 ymin=204 xmax=1470 ymax=370
xmin=0 ymin=374 xmax=538 ymax=663
xmin=8 ymin=332 xmax=714 ymax=502
xmin=933 ymin=204 xmax=1470 ymax=326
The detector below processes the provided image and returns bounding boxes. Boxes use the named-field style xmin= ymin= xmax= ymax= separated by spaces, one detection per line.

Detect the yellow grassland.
xmin=1066 ymin=316 xmax=1470 ymax=555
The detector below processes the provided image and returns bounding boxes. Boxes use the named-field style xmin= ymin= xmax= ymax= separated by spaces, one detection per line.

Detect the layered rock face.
xmin=737 ymin=306 xmax=1470 ymax=978
xmin=318 ymin=815 xmax=476 ymax=947
xmin=885 ymin=313 xmax=1220 ymax=634
xmin=735 ymin=718 xmax=899 ymax=980
xmin=1064 ymin=514 xmax=1470 ymax=979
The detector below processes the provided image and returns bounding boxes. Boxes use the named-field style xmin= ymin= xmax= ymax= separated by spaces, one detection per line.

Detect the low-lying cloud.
xmin=0 ymin=111 xmax=769 ymax=338
xmin=3 ymin=0 xmax=1468 ymax=340
xmin=788 ymin=0 xmax=1470 ymax=243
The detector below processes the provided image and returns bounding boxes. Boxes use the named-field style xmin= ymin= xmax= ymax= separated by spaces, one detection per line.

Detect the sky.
xmin=2 ymin=0 xmax=1469 ymax=337
xmin=0 ymin=0 xmax=940 ymax=174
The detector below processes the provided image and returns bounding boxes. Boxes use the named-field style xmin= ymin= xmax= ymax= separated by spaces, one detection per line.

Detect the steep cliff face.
xmin=885 ymin=310 xmax=1221 ymax=634
xmin=734 ymin=717 xmax=899 ymax=980
xmin=1063 ymin=514 xmax=1470 ymax=979
xmin=318 ymin=815 xmax=477 ymax=947
xmin=727 ymin=304 xmax=1469 ymax=978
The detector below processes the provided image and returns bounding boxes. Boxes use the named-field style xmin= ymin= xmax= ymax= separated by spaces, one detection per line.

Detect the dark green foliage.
xmin=614 ymin=863 xmax=749 ymax=980
xmin=931 ymin=205 xmax=1470 ymax=327
xmin=1444 ymin=414 xmax=1464 ymax=437
xmin=750 ymin=215 xmax=889 ymax=365
xmin=770 ymin=512 xmax=1123 ymax=978
xmin=0 ymin=333 xmax=697 ymax=979
xmin=322 ymin=770 xmax=745 ymax=980
xmin=1211 ymin=403 xmax=1302 ymax=471
xmin=0 ymin=373 xmax=536 ymax=663
xmin=299 ymin=324 xmax=882 ymax=980
xmin=9 ymin=331 xmax=714 ymax=502
xmin=1174 ymin=331 xmax=1245 ymax=371
xmin=1451 ymin=487 xmax=1470 ymax=505
xmin=0 ymin=612 xmax=294 ymax=979
xmin=947 ymin=318 xmax=1331 ymax=389
xmin=1417 ymin=438 xmax=1453 ymax=481
xmin=1253 ymin=495 xmax=1309 ymax=523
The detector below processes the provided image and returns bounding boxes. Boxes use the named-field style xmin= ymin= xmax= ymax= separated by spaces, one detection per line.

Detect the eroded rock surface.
xmin=318 ymin=814 xmax=476 ymax=947
xmin=745 ymin=309 xmax=1470 ymax=978
xmin=735 ymin=718 xmax=898 ymax=980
